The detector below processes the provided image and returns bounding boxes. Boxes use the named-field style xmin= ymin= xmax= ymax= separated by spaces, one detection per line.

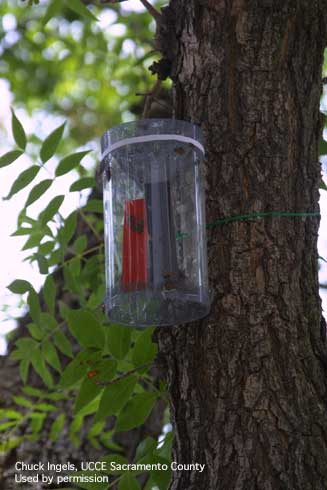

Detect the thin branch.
xmin=100 ymin=0 xmax=161 ymax=22
xmin=94 ymin=362 xmax=153 ymax=386
xmin=139 ymin=0 xmax=161 ymax=22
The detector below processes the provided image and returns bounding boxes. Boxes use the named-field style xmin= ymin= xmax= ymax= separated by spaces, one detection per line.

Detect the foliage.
xmin=1 ymin=105 xmax=170 ymax=488
xmin=0 ymin=0 xmax=160 ymax=147
xmin=0 ymin=1 xmax=170 ymax=489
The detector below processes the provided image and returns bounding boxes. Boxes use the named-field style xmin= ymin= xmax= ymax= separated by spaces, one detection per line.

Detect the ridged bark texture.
xmin=157 ymin=1 xmax=327 ymax=489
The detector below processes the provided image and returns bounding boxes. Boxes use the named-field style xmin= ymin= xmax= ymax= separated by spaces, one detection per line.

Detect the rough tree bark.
xmin=157 ymin=1 xmax=327 ymax=489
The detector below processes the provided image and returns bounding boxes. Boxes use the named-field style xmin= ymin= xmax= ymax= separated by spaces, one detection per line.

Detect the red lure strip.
xmin=122 ymin=199 xmax=148 ymax=291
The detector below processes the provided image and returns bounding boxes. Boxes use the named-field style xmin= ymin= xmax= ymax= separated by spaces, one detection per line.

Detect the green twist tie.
xmin=176 ymin=212 xmax=320 ymax=241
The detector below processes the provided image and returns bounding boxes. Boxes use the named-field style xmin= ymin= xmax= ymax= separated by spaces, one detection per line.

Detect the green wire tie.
xmin=176 ymin=212 xmax=321 ymax=240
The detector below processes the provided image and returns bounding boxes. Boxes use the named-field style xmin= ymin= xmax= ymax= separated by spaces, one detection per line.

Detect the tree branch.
xmin=100 ymin=0 xmax=161 ymax=22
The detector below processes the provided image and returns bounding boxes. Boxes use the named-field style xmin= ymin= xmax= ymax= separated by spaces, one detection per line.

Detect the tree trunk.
xmin=157 ymin=1 xmax=327 ymax=489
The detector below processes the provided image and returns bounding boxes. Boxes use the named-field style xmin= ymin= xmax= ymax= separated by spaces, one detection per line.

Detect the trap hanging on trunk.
xmin=100 ymin=119 xmax=210 ymax=327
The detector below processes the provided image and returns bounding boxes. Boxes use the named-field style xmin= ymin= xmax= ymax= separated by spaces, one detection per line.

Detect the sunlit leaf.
xmin=40 ymin=121 xmax=66 ymax=163
xmin=7 ymin=279 xmax=32 ymax=294
xmin=55 ymin=150 xmax=91 ymax=177
xmin=25 ymin=179 xmax=52 ymax=207
xmin=50 ymin=414 xmax=66 ymax=441
xmin=0 ymin=150 xmax=23 ymax=168
xmin=4 ymin=166 xmax=40 ymax=200
xmin=11 ymin=108 xmax=27 ymax=150
xmin=70 ymin=177 xmax=96 ymax=192
xmin=58 ymin=210 xmax=77 ymax=245
xmin=39 ymin=195 xmax=65 ymax=225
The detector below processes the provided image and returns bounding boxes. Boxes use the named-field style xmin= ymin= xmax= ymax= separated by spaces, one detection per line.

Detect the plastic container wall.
xmin=101 ymin=119 xmax=210 ymax=327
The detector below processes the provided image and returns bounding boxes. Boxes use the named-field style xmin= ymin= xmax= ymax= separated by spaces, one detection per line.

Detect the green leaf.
xmin=96 ymin=375 xmax=137 ymax=421
xmin=22 ymin=232 xmax=43 ymax=251
xmin=11 ymin=108 xmax=27 ymax=150
xmin=22 ymin=386 xmax=45 ymax=398
xmin=43 ymin=275 xmax=56 ymax=315
xmin=34 ymin=402 xmax=56 ymax=412
xmin=320 ymin=137 xmax=327 ymax=156
xmin=43 ymin=0 xmax=62 ymax=25
xmin=66 ymin=309 xmax=105 ymax=349
xmin=4 ymin=166 xmax=40 ymax=200
xmin=60 ymin=358 xmax=86 ymax=388
xmin=70 ymin=177 xmax=96 ymax=192
xmin=50 ymin=414 xmax=66 ymax=441
xmin=55 ymin=150 xmax=90 ymax=177
xmin=83 ymin=199 xmax=103 ymax=213
xmin=151 ymin=457 xmax=172 ymax=490
xmin=66 ymin=0 xmax=98 ymax=21
xmin=35 ymin=253 xmax=49 ymax=274
xmin=73 ymin=359 xmax=116 ymax=411
xmin=37 ymin=313 xmax=57 ymax=331
xmin=118 ymin=473 xmax=141 ymax=490
xmin=106 ymin=324 xmax=131 ymax=360
xmin=28 ymin=323 xmax=44 ymax=340
xmin=320 ymin=179 xmax=327 ymax=191
xmin=13 ymin=395 xmax=33 ymax=408
xmin=38 ymin=240 xmax=55 ymax=255
xmin=74 ymin=235 xmax=88 ymax=254
xmin=115 ymin=392 xmax=158 ymax=432
xmin=88 ymin=420 xmax=105 ymax=437
xmin=132 ymin=328 xmax=157 ymax=368
xmin=60 ymin=351 xmax=99 ymax=388
xmin=30 ymin=413 xmax=46 ymax=434
xmin=42 ymin=340 xmax=61 ymax=372
xmin=19 ymin=360 xmax=29 ymax=384
xmin=0 ymin=409 xmax=23 ymax=420
xmin=74 ymin=378 xmax=103 ymax=414
xmin=28 ymin=289 xmax=41 ymax=323
xmin=59 ymin=210 xmax=77 ymax=245
xmin=25 ymin=179 xmax=52 ymax=207
xmin=86 ymin=284 xmax=105 ymax=309
xmin=39 ymin=195 xmax=65 ymax=225
xmin=135 ymin=436 xmax=157 ymax=460
xmin=0 ymin=437 xmax=23 ymax=452
xmin=0 ymin=150 xmax=23 ymax=168
xmin=40 ymin=121 xmax=66 ymax=163
xmin=14 ymin=338 xmax=38 ymax=360
xmin=0 ymin=421 xmax=18 ymax=432
xmin=53 ymin=331 xmax=73 ymax=358
xmin=7 ymin=279 xmax=32 ymax=294
xmin=157 ymin=431 xmax=173 ymax=460
xmin=31 ymin=349 xmax=53 ymax=387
